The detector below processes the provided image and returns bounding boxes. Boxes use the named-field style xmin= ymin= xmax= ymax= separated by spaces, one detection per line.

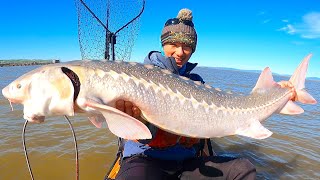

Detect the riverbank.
xmin=0 ymin=59 xmax=59 ymax=67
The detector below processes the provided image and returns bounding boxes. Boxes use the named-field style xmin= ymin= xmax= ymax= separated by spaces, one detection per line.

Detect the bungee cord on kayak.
xmin=22 ymin=116 xmax=80 ymax=180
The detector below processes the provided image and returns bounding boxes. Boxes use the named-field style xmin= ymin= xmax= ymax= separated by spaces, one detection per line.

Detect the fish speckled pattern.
xmin=2 ymin=54 xmax=316 ymax=140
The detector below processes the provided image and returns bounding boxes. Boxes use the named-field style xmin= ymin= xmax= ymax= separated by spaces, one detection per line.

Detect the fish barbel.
xmin=1 ymin=54 xmax=317 ymax=140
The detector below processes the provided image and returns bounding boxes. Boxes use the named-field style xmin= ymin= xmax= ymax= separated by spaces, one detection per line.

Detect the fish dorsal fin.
xmin=236 ymin=120 xmax=273 ymax=139
xmin=252 ymin=67 xmax=279 ymax=93
xmin=78 ymin=98 xmax=151 ymax=140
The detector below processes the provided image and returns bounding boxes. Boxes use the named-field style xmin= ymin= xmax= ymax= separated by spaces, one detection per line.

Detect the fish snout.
xmin=2 ymin=86 xmax=16 ymax=102
xmin=2 ymin=86 xmax=9 ymax=99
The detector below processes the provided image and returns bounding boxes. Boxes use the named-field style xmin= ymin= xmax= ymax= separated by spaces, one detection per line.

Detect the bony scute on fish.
xmin=1 ymin=54 xmax=317 ymax=140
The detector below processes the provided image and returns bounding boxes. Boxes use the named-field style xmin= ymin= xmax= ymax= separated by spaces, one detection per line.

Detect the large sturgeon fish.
xmin=1 ymin=54 xmax=317 ymax=140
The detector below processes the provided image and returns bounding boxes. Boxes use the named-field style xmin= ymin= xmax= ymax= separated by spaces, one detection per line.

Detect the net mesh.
xmin=75 ymin=0 xmax=144 ymax=61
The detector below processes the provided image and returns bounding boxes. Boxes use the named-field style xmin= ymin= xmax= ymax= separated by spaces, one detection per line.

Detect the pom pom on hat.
xmin=161 ymin=8 xmax=197 ymax=52
xmin=177 ymin=8 xmax=193 ymax=21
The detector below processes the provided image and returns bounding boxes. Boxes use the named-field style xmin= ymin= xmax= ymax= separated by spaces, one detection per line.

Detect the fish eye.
xmin=16 ymin=84 xmax=21 ymax=89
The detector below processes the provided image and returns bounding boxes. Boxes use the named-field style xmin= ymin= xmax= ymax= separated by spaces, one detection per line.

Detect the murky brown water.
xmin=0 ymin=105 xmax=119 ymax=180
xmin=0 ymin=65 xmax=319 ymax=179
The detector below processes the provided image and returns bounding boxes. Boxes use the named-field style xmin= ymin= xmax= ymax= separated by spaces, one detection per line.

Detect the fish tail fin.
xmin=280 ymin=54 xmax=317 ymax=115
xmin=288 ymin=54 xmax=317 ymax=104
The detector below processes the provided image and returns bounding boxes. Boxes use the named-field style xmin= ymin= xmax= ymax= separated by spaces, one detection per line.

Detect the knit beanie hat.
xmin=160 ymin=8 xmax=197 ymax=52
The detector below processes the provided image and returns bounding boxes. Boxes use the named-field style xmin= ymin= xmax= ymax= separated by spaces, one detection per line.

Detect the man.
xmin=113 ymin=8 xmax=257 ymax=180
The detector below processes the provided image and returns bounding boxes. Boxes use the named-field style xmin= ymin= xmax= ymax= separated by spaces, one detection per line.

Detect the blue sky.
xmin=0 ymin=0 xmax=319 ymax=77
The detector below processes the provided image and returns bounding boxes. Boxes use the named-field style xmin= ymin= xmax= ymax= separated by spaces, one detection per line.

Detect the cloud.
xmin=278 ymin=24 xmax=296 ymax=34
xmin=300 ymin=12 xmax=320 ymax=38
xmin=258 ymin=11 xmax=271 ymax=24
xmin=262 ymin=19 xmax=271 ymax=24
xmin=279 ymin=12 xmax=320 ymax=39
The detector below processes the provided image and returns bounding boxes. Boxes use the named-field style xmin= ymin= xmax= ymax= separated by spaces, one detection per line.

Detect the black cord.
xmin=22 ymin=117 xmax=79 ymax=180
xmin=64 ymin=115 xmax=79 ymax=180
xmin=22 ymin=120 xmax=34 ymax=180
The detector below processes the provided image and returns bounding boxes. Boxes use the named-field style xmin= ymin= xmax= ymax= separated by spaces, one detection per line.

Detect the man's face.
xmin=163 ymin=42 xmax=193 ymax=68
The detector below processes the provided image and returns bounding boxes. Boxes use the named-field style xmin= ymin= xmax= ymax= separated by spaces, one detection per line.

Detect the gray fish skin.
xmin=74 ymin=60 xmax=290 ymax=138
xmin=1 ymin=54 xmax=317 ymax=140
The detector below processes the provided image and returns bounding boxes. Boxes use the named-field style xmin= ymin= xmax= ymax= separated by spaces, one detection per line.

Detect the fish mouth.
xmin=4 ymin=99 xmax=22 ymax=111
xmin=23 ymin=114 xmax=45 ymax=123
xmin=6 ymin=99 xmax=22 ymax=104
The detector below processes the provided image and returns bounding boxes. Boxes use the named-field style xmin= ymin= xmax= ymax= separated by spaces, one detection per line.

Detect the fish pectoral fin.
xmin=84 ymin=100 xmax=152 ymax=140
xmin=88 ymin=115 xmax=105 ymax=128
xmin=236 ymin=120 xmax=273 ymax=139
xmin=279 ymin=100 xmax=304 ymax=115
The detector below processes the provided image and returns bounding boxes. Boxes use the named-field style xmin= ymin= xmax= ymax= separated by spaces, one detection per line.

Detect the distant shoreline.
xmin=0 ymin=60 xmax=59 ymax=67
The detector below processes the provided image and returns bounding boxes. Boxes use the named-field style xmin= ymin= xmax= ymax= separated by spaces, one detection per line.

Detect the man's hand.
xmin=116 ymin=100 xmax=141 ymax=118
xmin=277 ymin=81 xmax=294 ymax=88
xmin=277 ymin=81 xmax=296 ymax=101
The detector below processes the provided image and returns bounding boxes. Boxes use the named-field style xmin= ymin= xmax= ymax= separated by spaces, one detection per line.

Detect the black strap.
xmin=61 ymin=67 xmax=81 ymax=101
xmin=197 ymin=139 xmax=214 ymax=157
xmin=206 ymin=139 xmax=214 ymax=156
xmin=199 ymin=139 xmax=205 ymax=156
